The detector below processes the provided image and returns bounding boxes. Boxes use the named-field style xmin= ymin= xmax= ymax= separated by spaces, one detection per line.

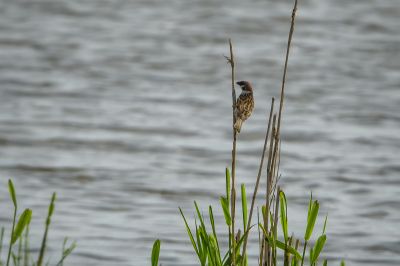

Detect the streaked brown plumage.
xmin=234 ymin=81 xmax=254 ymax=133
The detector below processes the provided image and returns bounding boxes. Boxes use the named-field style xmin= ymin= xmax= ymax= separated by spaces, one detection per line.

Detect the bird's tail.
xmin=234 ymin=118 xmax=243 ymax=133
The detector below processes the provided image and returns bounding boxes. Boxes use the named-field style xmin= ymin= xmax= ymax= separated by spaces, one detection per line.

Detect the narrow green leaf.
xmin=8 ymin=180 xmax=17 ymax=209
xmin=151 ymin=239 xmax=161 ymax=266
xmin=194 ymin=201 xmax=207 ymax=233
xmin=340 ymin=260 xmax=345 ymax=266
xmin=225 ymin=168 xmax=231 ymax=202
xmin=322 ymin=215 xmax=328 ymax=235
xmin=179 ymin=208 xmax=200 ymax=258
xmin=48 ymin=193 xmax=56 ymax=219
xmin=323 ymin=259 xmax=328 ymax=266
xmin=311 ymin=235 xmax=326 ymax=263
xmin=279 ymin=190 xmax=288 ymax=242
xmin=220 ymin=197 xmax=231 ymax=226
xmin=241 ymin=184 xmax=248 ymax=231
xmin=305 ymin=201 xmax=319 ymax=241
xmin=195 ymin=225 xmax=204 ymax=263
xmin=261 ymin=205 xmax=267 ymax=221
xmin=208 ymin=206 xmax=221 ymax=259
xmin=12 ymin=209 xmax=32 ymax=244
xmin=265 ymin=237 xmax=302 ymax=260
xmin=307 ymin=193 xmax=313 ymax=221
xmin=55 ymin=239 xmax=76 ymax=266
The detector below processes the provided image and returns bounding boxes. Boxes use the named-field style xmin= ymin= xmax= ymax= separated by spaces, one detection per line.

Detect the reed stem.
xmin=227 ymin=38 xmax=237 ymax=266
xmin=242 ymin=97 xmax=275 ymax=259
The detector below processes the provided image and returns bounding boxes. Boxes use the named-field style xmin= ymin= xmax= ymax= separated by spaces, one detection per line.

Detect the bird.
xmin=234 ymin=80 xmax=254 ymax=133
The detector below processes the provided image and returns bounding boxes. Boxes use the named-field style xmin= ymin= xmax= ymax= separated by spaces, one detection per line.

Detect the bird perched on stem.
xmin=234 ymin=81 xmax=254 ymax=133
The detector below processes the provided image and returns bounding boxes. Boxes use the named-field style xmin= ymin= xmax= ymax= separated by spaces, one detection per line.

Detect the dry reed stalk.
xmin=241 ymin=97 xmax=275 ymax=259
xmin=276 ymin=0 xmax=298 ymax=136
xmin=262 ymin=114 xmax=277 ymax=265
xmin=226 ymin=38 xmax=237 ymax=266
xmin=267 ymin=0 xmax=298 ymax=262
xmin=272 ymin=186 xmax=280 ymax=266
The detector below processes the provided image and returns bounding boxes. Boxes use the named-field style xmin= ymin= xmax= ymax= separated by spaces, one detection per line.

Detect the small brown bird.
xmin=234 ymin=81 xmax=254 ymax=133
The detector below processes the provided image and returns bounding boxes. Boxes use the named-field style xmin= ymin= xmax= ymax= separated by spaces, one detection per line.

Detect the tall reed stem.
xmin=6 ymin=208 xmax=17 ymax=266
xmin=276 ymin=0 xmax=298 ymax=136
xmin=242 ymin=97 xmax=275 ymax=259
xmin=227 ymin=38 xmax=237 ymax=266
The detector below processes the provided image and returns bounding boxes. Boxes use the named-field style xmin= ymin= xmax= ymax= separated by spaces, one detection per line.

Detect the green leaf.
xmin=322 ymin=215 xmax=328 ymax=235
xmin=265 ymin=236 xmax=302 ymax=260
xmin=261 ymin=205 xmax=267 ymax=221
xmin=151 ymin=239 xmax=161 ymax=266
xmin=279 ymin=190 xmax=288 ymax=242
xmin=8 ymin=179 xmax=17 ymax=209
xmin=12 ymin=209 xmax=32 ymax=244
xmin=56 ymin=238 xmax=77 ymax=266
xmin=340 ymin=260 xmax=345 ymax=266
xmin=208 ymin=206 xmax=221 ymax=259
xmin=220 ymin=197 xmax=231 ymax=226
xmin=323 ymin=259 xmax=328 ymax=266
xmin=179 ymin=208 xmax=200 ymax=258
xmin=307 ymin=193 xmax=313 ymax=221
xmin=241 ymin=184 xmax=248 ymax=231
xmin=305 ymin=200 xmax=319 ymax=241
xmin=48 ymin=193 xmax=56 ymax=218
xmin=225 ymin=168 xmax=231 ymax=202
xmin=194 ymin=201 xmax=207 ymax=233
xmin=311 ymin=235 xmax=326 ymax=263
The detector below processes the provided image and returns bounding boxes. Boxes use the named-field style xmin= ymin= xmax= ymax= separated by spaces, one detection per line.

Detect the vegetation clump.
xmin=0 ymin=180 xmax=75 ymax=266
xmin=152 ymin=0 xmax=346 ymax=265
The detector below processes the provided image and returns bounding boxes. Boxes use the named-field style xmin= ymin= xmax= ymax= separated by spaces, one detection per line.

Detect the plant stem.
xmin=276 ymin=0 xmax=298 ymax=137
xmin=228 ymin=38 xmax=237 ymax=266
xmin=6 ymin=207 xmax=17 ymax=266
xmin=242 ymin=97 xmax=275 ymax=260
xmin=24 ymin=224 xmax=30 ymax=266
xmin=37 ymin=193 xmax=56 ymax=266
xmin=263 ymin=115 xmax=276 ymax=266
xmin=301 ymin=241 xmax=307 ymax=266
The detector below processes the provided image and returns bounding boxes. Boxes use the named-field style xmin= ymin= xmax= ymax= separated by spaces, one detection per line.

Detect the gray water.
xmin=0 ymin=0 xmax=399 ymax=265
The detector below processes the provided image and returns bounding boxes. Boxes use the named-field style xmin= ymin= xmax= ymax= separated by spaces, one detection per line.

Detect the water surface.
xmin=0 ymin=0 xmax=399 ymax=265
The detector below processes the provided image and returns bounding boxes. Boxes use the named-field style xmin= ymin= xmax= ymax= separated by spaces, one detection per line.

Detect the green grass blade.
xmin=220 ymin=197 xmax=231 ymax=226
xmin=241 ymin=184 xmax=248 ymax=232
xmin=272 ymin=239 xmax=302 ymax=260
xmin=151 ymin=239 xmax=161 ymax=266
xmin=323 ymin=259 xmax=328 ymax=266
xmin=55 ymin=239 xmax=76 ymax=266
xmin=279 ymin=190 xmax=288 ymax=242
xmin=8 ymin=180 xmax=17 ymax=209
xmin=322 ymin=215 xmax=328 ymax=235
xmin=23 ymin=224 xmax=30 ymax=266
xmin=225 ymin=168 xmax=231 ymax=203
xmin=194 ymin=201 xmax=207 ymax=233
xmin=12 ymin=209 xmax=32 ymax=245
xmin=305 ymin=201 xmax=319 ymax=241
xmin=7 ymin=182 xmax=18 ymax=266
xmin=0 ymin=227 xmax=5 ymax=258
xmin=37 ymin=193 xmax=57 ymax=266
xmin=179 ymin=208 xmax=200 ymax=258
xmin=208 ymin=206 xmax=221 ymax=262
xmin=340 ymin=260 xmax=345 ymax=266
xmin=307 ymin=193 xmax=312 ymax=221
xmin=311 ymin=234 xmax=326 ymax=264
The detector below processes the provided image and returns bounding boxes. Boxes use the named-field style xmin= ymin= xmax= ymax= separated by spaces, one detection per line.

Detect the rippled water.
xmin=0 ymin=0 xmax=399 ymax=265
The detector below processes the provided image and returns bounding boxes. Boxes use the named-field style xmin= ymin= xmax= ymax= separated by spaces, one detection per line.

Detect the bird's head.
xmin=236 ymin=81 xmax=253 ymax=93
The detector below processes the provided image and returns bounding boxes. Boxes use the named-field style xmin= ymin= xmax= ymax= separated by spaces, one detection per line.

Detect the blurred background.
xmin=0 ymin=0 xmax=399 ymax=265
